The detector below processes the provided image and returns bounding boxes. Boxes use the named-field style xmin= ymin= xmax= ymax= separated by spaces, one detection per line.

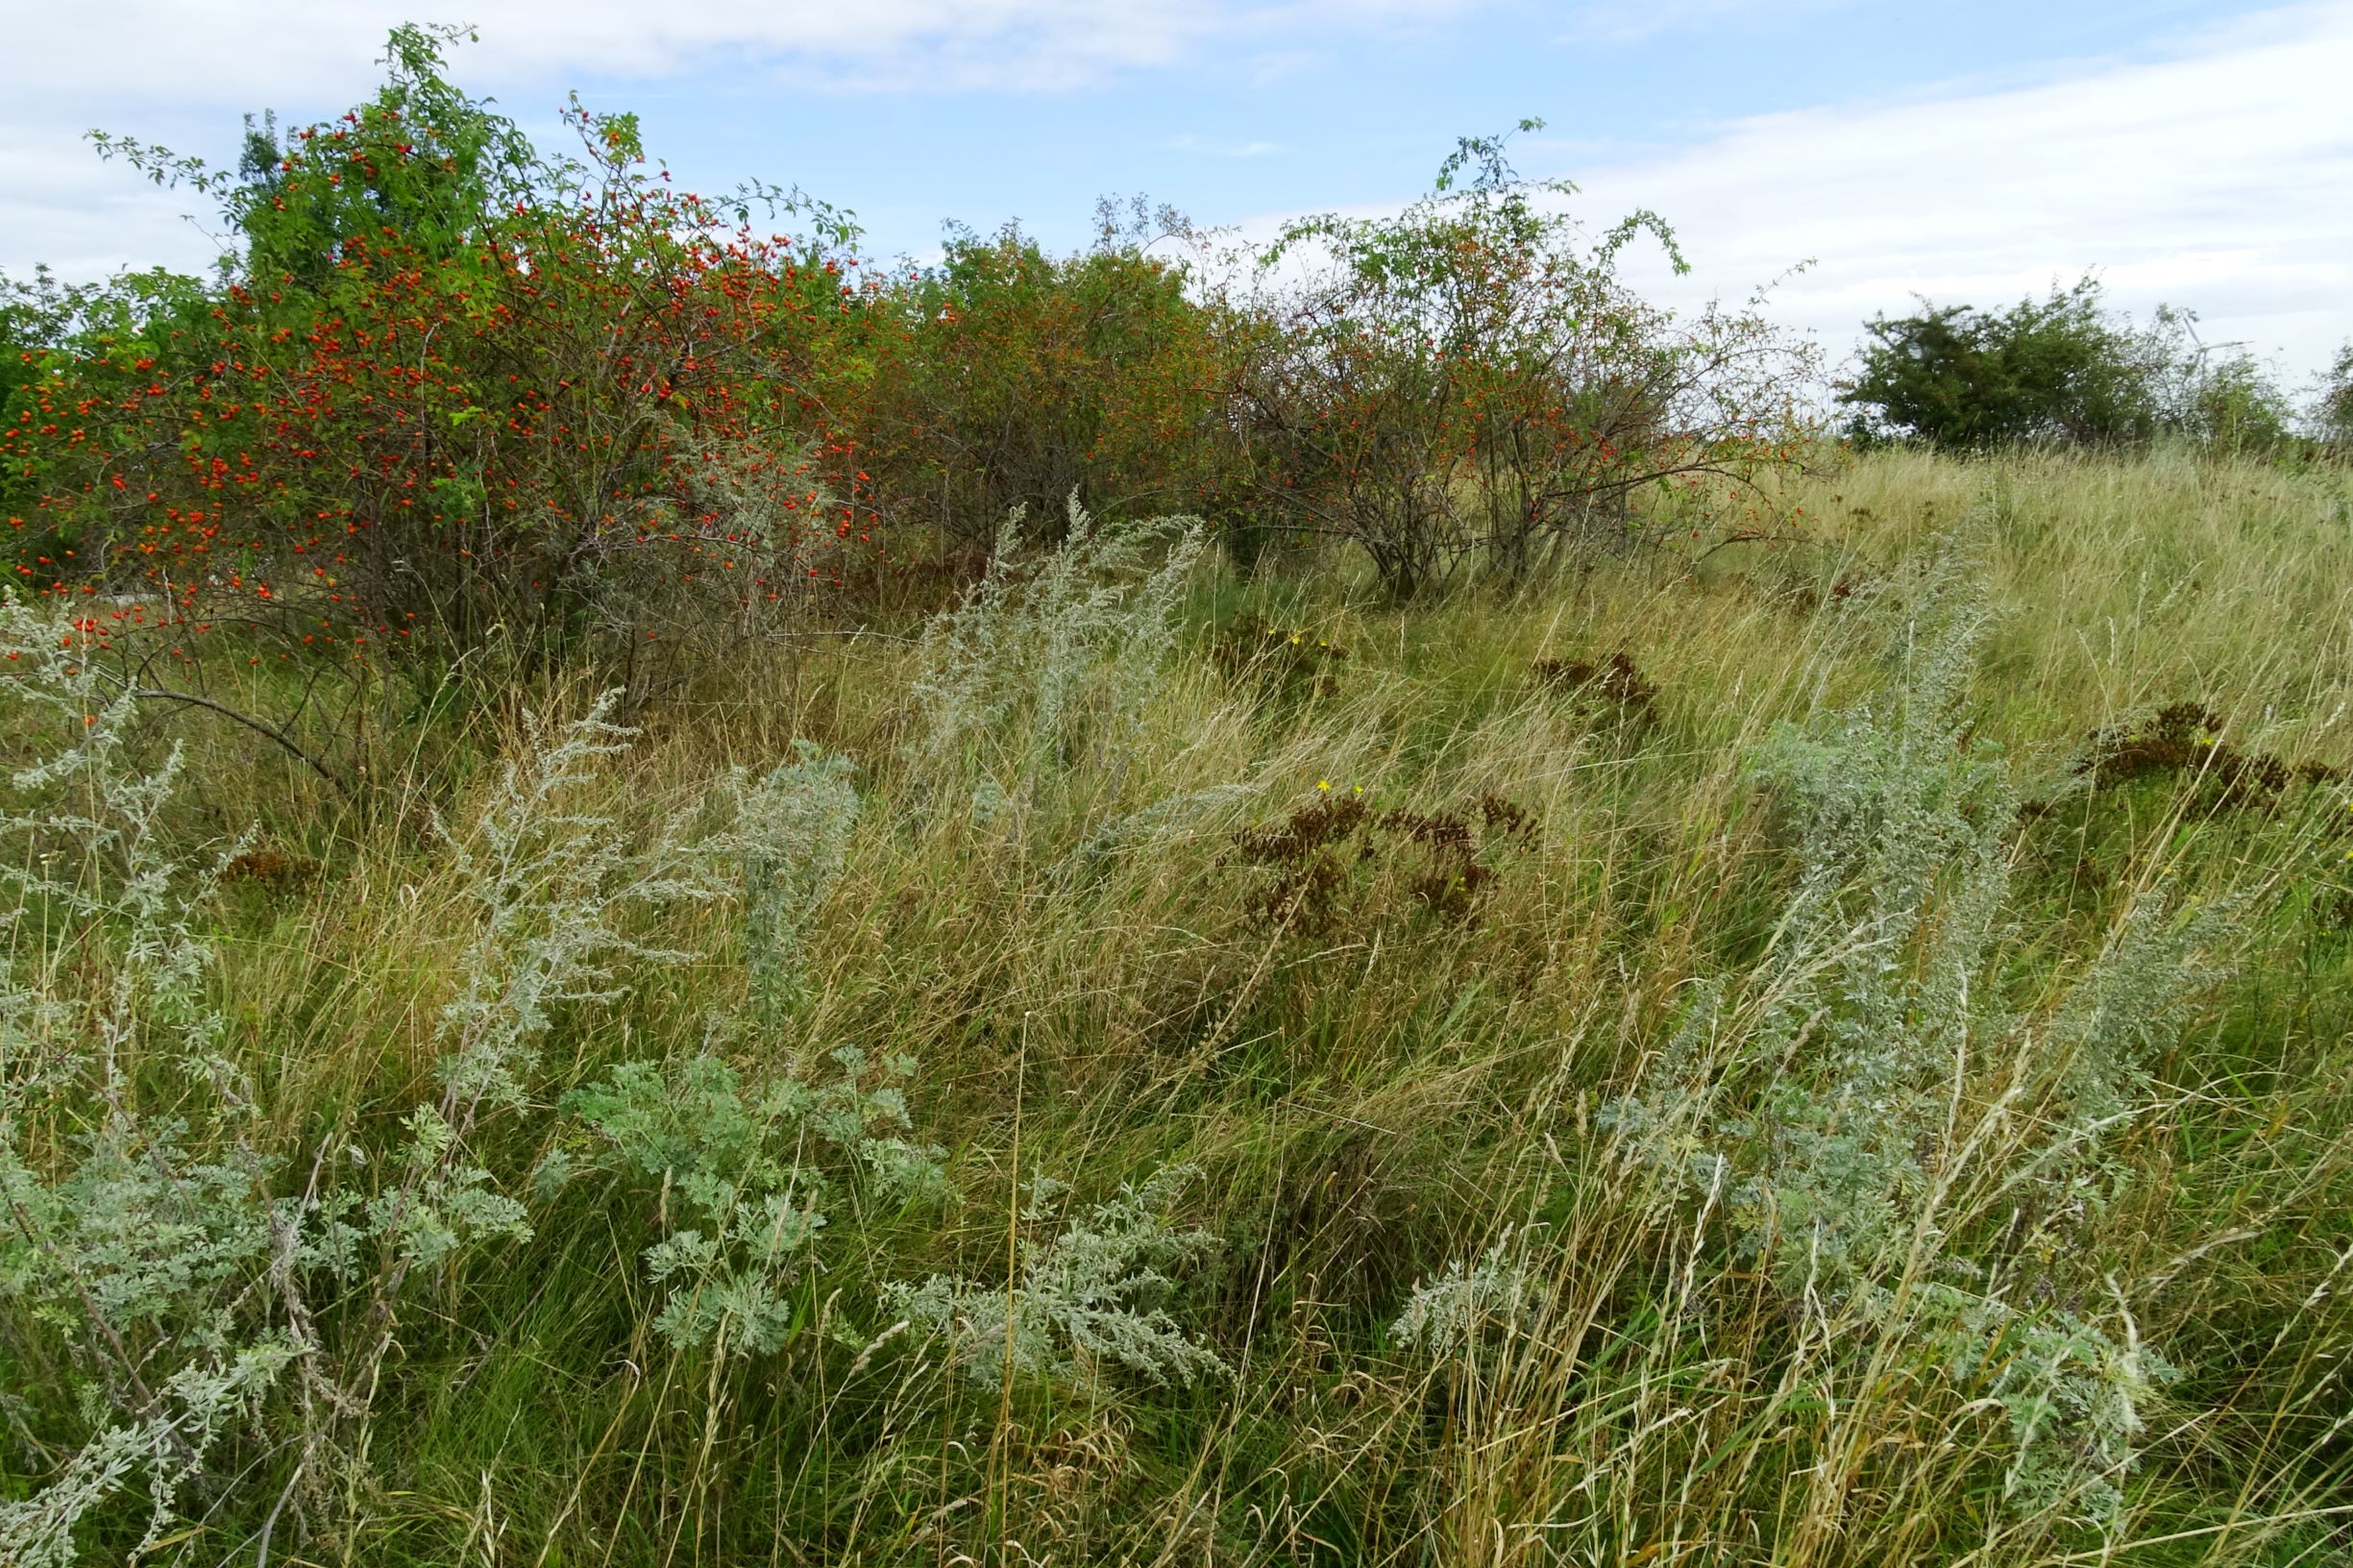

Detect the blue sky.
xmin=7 ymin=0 xmax=2348 ymax=380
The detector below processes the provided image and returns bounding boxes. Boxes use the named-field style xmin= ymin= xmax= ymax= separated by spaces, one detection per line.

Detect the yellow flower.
xmin=1316 ymin=778 xmax=1331 ymax=791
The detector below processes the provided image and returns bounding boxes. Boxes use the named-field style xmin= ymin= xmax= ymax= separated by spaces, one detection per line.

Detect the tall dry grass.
xmin=3 ymin=450 xmax=2350 ymax=1566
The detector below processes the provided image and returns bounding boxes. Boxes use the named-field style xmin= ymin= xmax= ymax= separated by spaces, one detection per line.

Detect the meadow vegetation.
xmin=4 ymin=26 xmax=2353 ymax=1568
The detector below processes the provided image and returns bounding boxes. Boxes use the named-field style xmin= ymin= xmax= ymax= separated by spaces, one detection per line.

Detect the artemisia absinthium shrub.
xmin=1 ymin=25 xmax=874 ymax=684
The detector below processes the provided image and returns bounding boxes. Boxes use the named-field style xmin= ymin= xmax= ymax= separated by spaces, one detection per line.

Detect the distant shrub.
xmin=1224 ymin=123 xmax=1818 ymax=596
xmin=1842 ymin=278 xmax=2159 ymax=450
xmin=2313 ymin=341 xmax=2353 ymax=451
xmin=1842 ymin=276 xmax=2295 ymax=456
xmin=2170 ymin=344 xmax=2297 ymax=456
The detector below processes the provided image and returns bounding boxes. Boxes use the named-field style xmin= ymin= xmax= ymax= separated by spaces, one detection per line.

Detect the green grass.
xmin=4 ymin=447 xmax=2352 ymax=1566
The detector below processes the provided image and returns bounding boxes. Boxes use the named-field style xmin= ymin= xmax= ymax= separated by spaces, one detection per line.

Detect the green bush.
xmin=2314 ymin=341 xmax=2353 ymax=450
xmin=1842 ymin=276 xmax=2296 ymax=457
xmin=5 ymin=27 xmax=853 ymax=687
xmin=837 ymin=206 xmax=1238 ymax=548
xmin=1841 ymin=277 xmax=2162 ymax=450
xmin=1223 ymin=123 xmax=1817 ymax=597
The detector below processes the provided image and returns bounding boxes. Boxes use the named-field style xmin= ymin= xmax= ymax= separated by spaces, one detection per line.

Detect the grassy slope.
xmin=10 ymin=448 xmax=2353 ymax=1565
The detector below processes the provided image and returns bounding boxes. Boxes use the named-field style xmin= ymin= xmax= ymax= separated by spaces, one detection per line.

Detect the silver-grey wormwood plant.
xmin=719 ymin=740 xmax=861 ymax=1024
xmin=1391 ymin=1227 xmax=1553 ymax=1362
xmin=908 ymin=494 xmax=1206 ymax=809
xmin=0 ymin=609 xmax=294 ymax=1562
xmin=886 ymin=1164 xmax=1226 ymax=1389
xmin=0 ymin=657 xmax=748 ymax=1559
xmin=562 ymin=1043 xmax=946 ymax=1356
xmin=1600 ymin=556 xmax=2222 ymax=1528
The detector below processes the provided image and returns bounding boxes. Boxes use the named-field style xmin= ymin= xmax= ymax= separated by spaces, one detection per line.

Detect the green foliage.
xmin=1843 ymin=277 xmax=2295 ymax=456
xmin=2312 ymin=340 xmax=2353 ymax=449
xmin=2171 ymin=344 xmax=2296 ymax=456
xmin=843 ymin=205 xmax=1238 ymax=546
xmin=217 ymin=25 xmax=533 ymax=285
xmin=887 ymin=1165 xmax=1225 ymax=1388
xmin=1843 ymin=277 xmax=2161 ymax=449
xmin=11 ymin=25 xmax=855 ymax=698
xmin=1229 ymin=121 xmax=1817 ymax=595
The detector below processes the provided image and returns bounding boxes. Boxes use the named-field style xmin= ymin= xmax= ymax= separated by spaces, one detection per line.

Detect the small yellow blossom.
xmin=1316 ymin=778 xmax=1331 ymax=791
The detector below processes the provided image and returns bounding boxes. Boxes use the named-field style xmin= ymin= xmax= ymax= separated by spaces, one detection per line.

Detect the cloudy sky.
xmin=6 ymin=0 xmax=2347 ymax=382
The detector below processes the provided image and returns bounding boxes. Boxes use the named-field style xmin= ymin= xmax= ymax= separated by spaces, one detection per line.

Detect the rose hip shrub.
xmin=4 ymin=58 xmax=1824 ymax=713
xmin=1224 ymin=123 xmax=1820 ymax=596
xmin=3 ymin=26 xmax=866 ymax=685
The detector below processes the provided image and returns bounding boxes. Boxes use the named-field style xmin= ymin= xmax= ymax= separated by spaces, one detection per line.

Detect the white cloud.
xmin=1556 ymin=0 xmax=1859 ymax=47
xmin=1565 ymin=3 xmax=2353 ymax=380
xmin=0 ymin=0 xmax=1475 ymax=279
xmin=1162 ymin=135 xmax=1286 ymax=159
xmin=4 ymin=0 xmax=1475 ymax=105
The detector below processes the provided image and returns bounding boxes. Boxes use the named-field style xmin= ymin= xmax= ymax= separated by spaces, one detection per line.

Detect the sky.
xmin=5 ymin=0 xmax=2348 ymax=384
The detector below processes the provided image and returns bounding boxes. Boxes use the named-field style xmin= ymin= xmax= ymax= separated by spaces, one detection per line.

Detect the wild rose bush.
xmin=1223 ymin=123 xmax=1821 ymax=596
xmin=2 ymin=26 xmax=870 ymax=689
xmin=2 ymin=45 xmax=1827 ymax=782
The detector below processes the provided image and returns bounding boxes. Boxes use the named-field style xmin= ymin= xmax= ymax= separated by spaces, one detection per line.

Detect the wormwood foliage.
xmin=564 ymin=1045 xmax=944 ymax=1356
xmin=0 ymin=607 xmax=301 ymax=1561
xmin=909 ymin=494 xmax=1205 ymax=805
xmin=1390 ymin=1227 xmax=1551 ymax=1361
xmin=431 ymin=690 xmax=721 ymax=1110
xmin=2 ymin=449 xmax=2347 ymax=1564
xmin=0 ymin=624 xmax=886 ymax=1558
xmin=719 ymin=741 xmax=861 ymax=1022
xmin=1603 ymin=557 xmax=2223 ymax=1527
xmin=887 ymin=1165 xmax=1226 ymax=1388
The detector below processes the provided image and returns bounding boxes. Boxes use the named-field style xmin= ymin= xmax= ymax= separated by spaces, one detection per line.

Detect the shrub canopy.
xmin=1841 ymin=276 xmax=2298 ymax=455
